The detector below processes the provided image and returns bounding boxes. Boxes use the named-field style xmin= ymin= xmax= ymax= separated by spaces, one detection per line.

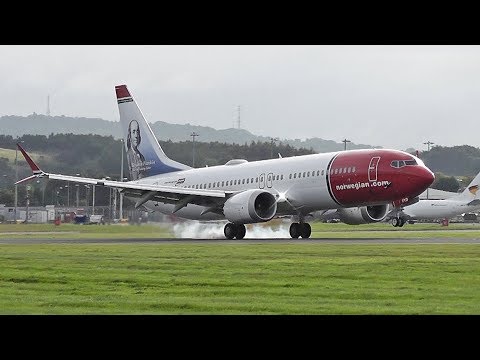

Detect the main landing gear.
xmin=289 ymin=222 xmax=311 ymax=239
xmin=391 ymin=217 xmax=405 ymax=227
xmin=224 ymin=223 xmax=246 ymax=239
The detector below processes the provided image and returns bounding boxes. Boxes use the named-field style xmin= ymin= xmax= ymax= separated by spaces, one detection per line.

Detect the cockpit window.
xmin=391 ymin=158 xmax=417 ymax=168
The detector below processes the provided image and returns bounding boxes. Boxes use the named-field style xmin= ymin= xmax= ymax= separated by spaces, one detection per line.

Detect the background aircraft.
xmin=16 ymin=85 xmax=435 ymax=239
xmin=387 ymin=171 xmax=480 ymax=226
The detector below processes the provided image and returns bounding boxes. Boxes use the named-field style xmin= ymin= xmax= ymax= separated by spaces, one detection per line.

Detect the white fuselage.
xmin=127 ymin=153 xmax=337 ymax=220
xmin=402 ymin=199 xmax=479 ymax=220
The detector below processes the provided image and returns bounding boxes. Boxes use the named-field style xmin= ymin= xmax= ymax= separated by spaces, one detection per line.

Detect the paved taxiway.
xmin=1 ymin=237 xmax=480 ymax=244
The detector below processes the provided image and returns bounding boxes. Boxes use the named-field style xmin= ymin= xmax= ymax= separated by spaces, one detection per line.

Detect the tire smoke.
xmin=171 ymin=221 xmax=290 ymax=239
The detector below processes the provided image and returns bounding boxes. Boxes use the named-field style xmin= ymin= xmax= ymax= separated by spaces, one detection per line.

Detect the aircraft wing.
xmin=15 ymin=143 xmax=232 ymax=211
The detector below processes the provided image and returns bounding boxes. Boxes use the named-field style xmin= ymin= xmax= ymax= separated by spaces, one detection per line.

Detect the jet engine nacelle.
xmin=223 ymin=189 xmax=277 ymax=224
xmin=337 ymin=204 xmax=390 ymax=225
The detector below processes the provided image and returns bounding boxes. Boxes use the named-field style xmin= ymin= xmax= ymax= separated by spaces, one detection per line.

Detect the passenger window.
xmin=256 ymin=177 xmax=258 ymax=182
xmin=294 ymin=173 xmax=297 ymax=178
xmin=276 ymin=175 xmax=279 ymax=180
xmin=352 ymin=167 xmax=356 ymax=173
xmin=334 ymin=168 xmax=338 ymax=175
xmin=348 ymin=167 xmax=351 ymax=173
xmin=307 ymin=171 xmax=310 ymax=177
xmin=289 ymin=174 xmax=292 ymax=179
xmin=242 ymin=179 xmax=245 ymax=184
xmin=303 ymin=172 xmax=306 ymax=177
xmin=343 ymin=167 xmax=347 ymax=173
xmin=234 ymin=180 xmax=237 ymax=185
xmin=208 ymin=183 xmax=211 ymax=188
xmin=281 ymin=175 xmax=283 ymax=180
xmin=320 ymin=170 xmax=323 ymax=176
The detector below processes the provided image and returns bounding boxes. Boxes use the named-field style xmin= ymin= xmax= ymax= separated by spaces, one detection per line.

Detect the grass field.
xmin=1 ymin=221 xmax=480 ymax=314
xmin=0 ymin=147 xmax=49 ymax=164
xmin=0 ymin=243 xmax=479 ymax=314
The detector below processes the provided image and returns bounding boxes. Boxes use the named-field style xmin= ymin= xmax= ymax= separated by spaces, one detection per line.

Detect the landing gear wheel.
xmin=290 ymin=223 xmax=301 ymax=238
xmin=235 ymin=224 xmax=246 ymax=239
xmin=300 ymin=223 xmax=311 ymax=238
xmin=392 ymin=218 xmax=399 ymax=227
xmin=224 ymin=223 xmax=237 ymax=239
xmin=398 ymin=218 xmax=405 ymax=227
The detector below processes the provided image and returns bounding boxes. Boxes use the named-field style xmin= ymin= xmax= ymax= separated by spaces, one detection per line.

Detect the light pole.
xmin=75 ymin=184 xmax=80 ymax=208
xmin=65 ymin=183 xmax=70 ymax=208
xmin=14 ymin=140 xmax=24 ymax=223
xmin=270 ymin=137 xmax=279 ymax=159
xmin=92 ymin=184 xmax=95 ymax=215
xmin=75 ymin=174 xmax=80 ymax=208
xmin=84 ymin=185 xmax=90 ymax=215
xmin=190 ymin=132 xmax=199 ymax=167
xmin=342 ymin=138 xmax=351 ymax=151
xmin=119 ymin=139 xmax=124 ymax=220
xmin=423 ymin=141 xmax=434 ymax=199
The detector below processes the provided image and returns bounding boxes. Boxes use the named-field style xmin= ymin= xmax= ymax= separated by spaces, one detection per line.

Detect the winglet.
xmin=16 ymin=143 xmax=42 ymax=175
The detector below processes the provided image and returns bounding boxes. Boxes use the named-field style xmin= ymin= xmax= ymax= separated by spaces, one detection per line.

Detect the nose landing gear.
xmin=392 ymin=217 xmax=405 ymax=227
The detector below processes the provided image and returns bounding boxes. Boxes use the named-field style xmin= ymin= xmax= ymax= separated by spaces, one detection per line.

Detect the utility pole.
xmin=190 ymin=132 xmax=199 ymax=167
xmin=423 ymin=141 xmax=434 ymax=152
xmin=270 ymin=137 xmax=279 ymax=159
xmin=342 ymin=139 xmax=351 ymax=151
xmin=237 ymin=105 xmax=241 ymax=129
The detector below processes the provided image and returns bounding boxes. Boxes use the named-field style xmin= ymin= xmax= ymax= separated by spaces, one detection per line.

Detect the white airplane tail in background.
xmin=456 ymin=171 xmax=480 ymax=201
xmin=115 ymin=84 xmax=191 ymax=181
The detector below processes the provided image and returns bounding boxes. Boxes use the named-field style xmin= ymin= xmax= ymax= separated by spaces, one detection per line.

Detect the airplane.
xmin=15 ymin=84 xmax=435 ymax=239
xmin=387 ymin=171 xmax=480 ymax=227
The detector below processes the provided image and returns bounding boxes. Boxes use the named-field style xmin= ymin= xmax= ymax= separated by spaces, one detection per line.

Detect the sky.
xmin=1 ymin=45 xmax=480 ymax=150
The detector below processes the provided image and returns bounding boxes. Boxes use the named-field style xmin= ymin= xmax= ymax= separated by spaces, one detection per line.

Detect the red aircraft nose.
xmin=420 ymin=166 xmax=435 ymax=188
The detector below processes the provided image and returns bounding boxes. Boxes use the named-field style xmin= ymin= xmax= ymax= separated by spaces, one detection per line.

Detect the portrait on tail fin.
xmin=126 ymin=119 xmax=146 ymax=180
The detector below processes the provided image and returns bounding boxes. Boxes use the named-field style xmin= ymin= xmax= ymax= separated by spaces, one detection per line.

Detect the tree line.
xmin=0 ymin=134 xmax=314 ymax=207
xmin=1 ymin=134 xmax=479 ymax=205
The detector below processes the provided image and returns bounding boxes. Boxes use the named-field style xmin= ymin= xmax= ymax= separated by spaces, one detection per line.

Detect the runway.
xmin=1 ymin=237 xmax=480 ymax=244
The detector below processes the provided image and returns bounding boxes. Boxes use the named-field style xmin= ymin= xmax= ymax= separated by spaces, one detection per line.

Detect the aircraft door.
xmin=368 ymin=157 xmax=380 ymax=182
xmin=266 ymin=172 xmax=273 ymax=188
xmin=259 ymin=173 xmax=265 ymax=189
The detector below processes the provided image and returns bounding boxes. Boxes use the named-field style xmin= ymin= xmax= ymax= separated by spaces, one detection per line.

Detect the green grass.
xmin=0 ymin=147 xmax=49 ymax=164
xmin=0 ymin=244 xmax=479 ymax=314
xmin=0 ymin=223 xmax=173 ymax=239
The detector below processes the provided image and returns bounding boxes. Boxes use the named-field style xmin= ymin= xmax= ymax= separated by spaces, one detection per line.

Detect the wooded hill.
xmin=0 ymin=114 xmax=379 ymax=153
